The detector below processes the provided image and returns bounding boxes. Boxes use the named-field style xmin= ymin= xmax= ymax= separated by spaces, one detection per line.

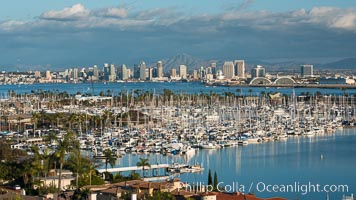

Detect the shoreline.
xmin=207 ymin=83 xmax=356 ymax=89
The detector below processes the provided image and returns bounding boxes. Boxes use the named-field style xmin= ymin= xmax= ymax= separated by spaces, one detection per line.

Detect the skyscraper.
xmin=45 ymin=70 xmax=51 ymax=80
xmin=93 ymin=65 xmax=99 ymax=79
xmin=179 ymin=65 xmax=187 ymax=79
xmin=171 ymin=68 xmax=177 ymax=77
xmin=211 ymin=62 xmax=217 ymax=75
xmin=103 ymin=63 xmax=109 ymax=81
xmin=147 ymin=67 xmax=153 ymax=80
xmin=109 ymin=64 xmax=116 ymax=81
xmin=121 ymin=64 xmax=128 ymax=80
xmin=234 ymin=60 xmax=245 ymax=78
xmin=157 ymin=61 xmax=163 ymax=78
xmin=139 ymin=61 xmax=147 ymax=80
xmin=223 ymin=61 xmax=234 ymax=79
xmin=251 ymin=65 xmax=266 ymax=78
xmin=73 ymin=68 xmax=79 ymax=80
xmin=301 ymin=65 xmax=313 ymax=77
xmin=193 ymin=70 xmax=198 ymax=80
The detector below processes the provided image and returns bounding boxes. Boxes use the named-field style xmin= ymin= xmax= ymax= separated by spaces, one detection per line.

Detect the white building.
xmin=179 ymin=65 xmax=187 ymax=79
xmin=223 ymin=61 xmax=234 ymax=79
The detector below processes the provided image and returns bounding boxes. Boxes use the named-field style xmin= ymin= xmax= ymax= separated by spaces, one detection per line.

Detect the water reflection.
xmin=99 ymin=129 xmax=356 ymax=199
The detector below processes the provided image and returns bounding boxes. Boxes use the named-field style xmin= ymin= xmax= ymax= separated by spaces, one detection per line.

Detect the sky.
xmin=1 ymin=0 xmax=356 ymax=69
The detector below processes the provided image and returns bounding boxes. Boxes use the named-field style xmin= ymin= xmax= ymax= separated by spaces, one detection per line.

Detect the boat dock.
xmin=97 ymin=163 xmax=188 ymax=173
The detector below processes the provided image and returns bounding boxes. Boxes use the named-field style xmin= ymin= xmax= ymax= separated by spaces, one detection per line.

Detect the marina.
xmin=1 ymin=82 xmax=356 ymax=199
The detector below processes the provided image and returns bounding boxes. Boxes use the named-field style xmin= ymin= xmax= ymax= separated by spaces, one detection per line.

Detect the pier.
xmin=97 ymin=163 xmax=188 ymax=173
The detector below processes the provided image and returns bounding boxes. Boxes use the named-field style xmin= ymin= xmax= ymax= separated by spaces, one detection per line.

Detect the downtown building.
xmin=223 ymin=61 xmax=235 ymax=79
xmin=301 ymin=65 xmax=313 ymax=77
xmin=234 ymin=60 xmax=245 ymax=78
xmin=179 ymin=65 xmax=187 ymax=79
xmin=251 ymin=65 xmax=266 ymax=78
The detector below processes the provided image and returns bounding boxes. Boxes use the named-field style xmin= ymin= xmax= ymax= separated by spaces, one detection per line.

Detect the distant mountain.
xmin=321 ymin=58 xmax=356 ymax=69
xmin=162 ymin=53 xmax=213 ymax=73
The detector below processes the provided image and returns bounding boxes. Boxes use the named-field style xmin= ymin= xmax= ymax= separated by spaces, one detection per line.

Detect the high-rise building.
xmin=133 ymin=64 xmax=140 ymax=79
xmin=223 ymin=61 xmax=234 ymax=79
xmin=179 ymin=65 xmax=187 ymax=79
xmin=73 ymin=68 xmax=79 ymax=80
xmin=93 ymin=65 xmax=99 ymax=79
xmin=45 ymin=70 xmax=51 ymax=80
xmin=193 ymin=70 xmax=198 ymax=80
xmin=139 ymin=61 xmax=147 ymax=80
xmin=251 ymin=65 xmax=266 ymax=78
xmin=234 ymin=60 xmax=245 ymax=78
xmin=34 ymin=71 xmax=41 ymax=78
xmin=109 ymin=64 xmax=116 ymax=81
xmin=301 ymin=65 xmax=313 ymax=77
xmin=103 ymin=63 xmax=109 ymax=81
xmin=171 ymin=68 xmax=177 ymax=77
xmin=148 ymin=67 xmax=153 ymax=80
xmin=120 ymin=64 xmax=128 ymax=80
xmin=211 ymin=63 xmax=217 ymax=75
xmin=157 ymin=61 xmax=163 ymax=78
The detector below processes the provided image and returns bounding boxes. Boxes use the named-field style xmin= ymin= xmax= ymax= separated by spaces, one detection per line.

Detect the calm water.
xmin=1 ymin=82 xmax=356 ymax=96
xmin=101 ymin=128 xmax=356 ymax=200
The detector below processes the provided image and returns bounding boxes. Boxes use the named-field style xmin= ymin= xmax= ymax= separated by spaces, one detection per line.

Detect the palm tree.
xmin=31 ymin=112 xmax=40 ymax=136
xmin=51 ymin=131 xmax=77 ymax=195
xmin=136 ymin=158 xmax=150 ymax=178
xmin=67 ymin=146 xmax=92 ymax=189
xmin=103 ymin=149 xmax=116 ymax=171
xmin=79 ymin=187 xmax=91 ymax=200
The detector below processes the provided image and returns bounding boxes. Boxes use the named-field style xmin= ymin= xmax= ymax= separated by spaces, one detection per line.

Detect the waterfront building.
xmin=179 ymin=65 xmax=187 ymax=79
xmin=72 ymin=68 xmax=79 ymax=80
xmin=93 ymin=65 xmax=99 ymax=79
xmin=87 ymin=67 xmax=94 ymax=78
xmin=139 ymin=61 xmax=147 ymax=80
xmin=133 ymin=64 xmax=140 ymax=79
xmin=319 ymin=77 xmax=346 ymax=84
xmin=301 ymin=64 xmax=314 ymax=77
xmin=34 ymin=71 xmax=41 ymax=78
xmin=120 ymin=64 xmax=128 ymax=80
xmin=148 ymin=67 xmax=153 ymax=81
xmin=157 ymin=61 xmax=163 ymax=78
xmin=223 ymin=61 xmax=234 ymax=79
xmin=45 ymin=70 xmax=51 ymax=80
xmin=234 ymin=60 xmax=245 ymax=78
xmin=251 ymin=65 xmax=266 ymax=78
xmin=171 ymin=68 xmax=177 ymax=77
xmin=103 ymin=63 xmax=109 ymax=81
xmin=109 ymin=64 xmax=116 ymax=81
xmin=211 ymin=62 xmax=217 ymax=75
xmin=206 ymin=67 xmax=212 ymax=75
xmin=193 ymin=70 xmax=198 ymax=80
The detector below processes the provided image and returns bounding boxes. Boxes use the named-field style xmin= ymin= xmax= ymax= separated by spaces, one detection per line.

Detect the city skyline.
xmin=1 ymin=1 xmax=356 ymax=68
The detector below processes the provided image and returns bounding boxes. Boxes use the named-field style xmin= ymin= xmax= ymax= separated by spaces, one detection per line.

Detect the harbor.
xmin=0 ymin=84 xmax=356 ymax=199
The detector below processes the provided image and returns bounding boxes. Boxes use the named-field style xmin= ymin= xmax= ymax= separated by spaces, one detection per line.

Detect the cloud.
xmin=330 ymin=12 xmax=356 ymax=30
xmin=1 ymin=4 xmax=356 ymax=68
xmin=97 ymin=7 xmax=128 ymax=18
xmin=224 ymin=0 xmax=256 ymax=11
xmin=40 ymin=3 xmax=90 ymax=21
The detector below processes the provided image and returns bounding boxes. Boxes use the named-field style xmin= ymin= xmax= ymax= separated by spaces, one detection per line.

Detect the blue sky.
xmin=1 ymin=0 xmax=356 ymax=69
xmin=2 ymin=0 xmax=356 ymax=19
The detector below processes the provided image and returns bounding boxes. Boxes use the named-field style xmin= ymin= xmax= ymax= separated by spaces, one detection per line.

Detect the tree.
xmin=213 ymin=171 xmax=218 ymax=191
xmin=103 ymin=149 xmax=116 ymax=172
xmin=147 ymin=191 xmax=175 ymax=200
xmin=207 ymin=169 xmax=212 ymax=186
xmin=51 ymin=131 xmax=77 ymax=195
xmin=136 ymin=158 xmax=151 ymax=178
xmin=66 ymin=144 xmax=92 ymax=189
xmin=31 ymin=112 xmax=40 ymax=136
